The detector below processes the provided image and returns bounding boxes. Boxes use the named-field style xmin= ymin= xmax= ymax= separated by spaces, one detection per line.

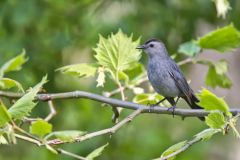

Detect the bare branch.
xmin=14 ymin=134 xmax=41 ymax=146
xmin=45 ymin=100 xmax=57 ymax=121
xmin=46 ymin=109 xmax=142 ymax=145
xmin=0 ymin=90 xmax=239 ymax=118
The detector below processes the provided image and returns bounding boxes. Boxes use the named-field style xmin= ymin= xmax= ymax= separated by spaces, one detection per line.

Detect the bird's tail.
xmin=183 ymin=95 xmax=205 ymax=121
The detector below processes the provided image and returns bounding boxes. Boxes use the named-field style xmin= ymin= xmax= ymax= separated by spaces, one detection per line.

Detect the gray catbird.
xmin=137 ymin=39 xmax=204 ymax=120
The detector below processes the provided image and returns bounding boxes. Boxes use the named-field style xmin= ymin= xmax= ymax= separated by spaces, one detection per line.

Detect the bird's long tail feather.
xmin=183 ymin=96 xmax=205 ymax=121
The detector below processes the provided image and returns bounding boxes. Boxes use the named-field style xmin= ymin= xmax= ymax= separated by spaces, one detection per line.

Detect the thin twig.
xmin=45 ymin=100 xmax=57 ymax=121
xmin=46 ymin=109 xmax=143 ymax=145
xmin=112 ymin=74 xmax=126 ymax=123
xmin=14 ymin=134 xmax=41 ymax=146
xmin=57 ymin=148 xmax=87 ymax=160
xmin=177 ymin=58 xmax=194 ymax=66
xmin=13 ymin=124 xmax=40 ymax=141
xmin=23 ymin=117 xmax=39 ymax=123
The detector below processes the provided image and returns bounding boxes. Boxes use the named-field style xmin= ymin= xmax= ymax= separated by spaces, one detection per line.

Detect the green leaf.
xmin=0 ymin=50 xmax=28 ymax=77
xmin=197 ymin=89 xmax=231 ymax=116
xmin=201 ymin=59 xmax=232 ymax=88
xmin=178 ymin=41 xmax=201 ymax=57
xmin=205 ymin=65 xmax=232 ymax=89
xmin=133 ymin=93 xmax=171 ymax=107
xmin=197 ymin=24 xmax=240 ymax=52
xmin=159 ymin=141 xmax=187 ymax=160
xmin=45 ymin=130 xmax=86 ymax=142
xmin=214 ymin=60 xmax=228 ymax=75
xmin=86 ymin=143 xmax=108 ymax=160
xmin=94 ymin=29 xmax=141 ymax=78
xmin=133 ymin=93 xmax=164 ymax=105
xmin=195 ymin=128 xmax=221 ymax=141
xmin=124 ymin=62 xmax=146 ymax=85
xmin=0 ymin=101 xmax=12 ymax=127
xmin=0 ymin=78 xmax=24 ymax=92
xmin=57 ymin=63 xmax=97 ymax=78
xmin=8 ymin=76 xmax=48 ymax=120
xmin=205 ymin=112 xmax=225 ymax=129
xmin=30 ymin=120 xmax=52 ymax=137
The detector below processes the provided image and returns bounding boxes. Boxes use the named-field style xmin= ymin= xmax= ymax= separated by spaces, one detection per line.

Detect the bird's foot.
xmin=167 ymin=106 xmax=176 ymax=118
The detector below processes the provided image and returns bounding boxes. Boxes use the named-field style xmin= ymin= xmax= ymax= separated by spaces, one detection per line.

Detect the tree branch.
xmin=44 ymin=100 xmax=57 ymax=121
xmin=46 ymin=109 xmax=142 ymax=145
xmin=0 ymin=90 xmax=239 ymax=118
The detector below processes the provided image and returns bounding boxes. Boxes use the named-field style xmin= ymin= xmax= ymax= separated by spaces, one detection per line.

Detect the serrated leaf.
xmin=205 ymin=112 xmax=225 ymax=129
xmin=86 ymin=143 xmax=108 ymax=160
xmin=0 ymin=78 xmax=24 ymax=92
xmin=0 ymin=50 xmax=28 ymax=77
xmin=195 ymin=128 xmax=220 ymax=141
xmin=94 ymin=29 xmax=141 ymax=78
xmin=159 ymin=141 xmax=187 ymax=160
xmin=205 ymin=65 xmax=232 ymax=88
xmin=45 ymin=130 xmax=86 ymax=142
xmin=178 ymin=41 xmax=201 ymax=57
xmin=57 ymin=63 xmax=97 ymax=78
xmin=0 ymin=101 xmax=11 ymax=127
xmin=8 ymin=76 xmax=48 ymax=120
xmin=197 ymin=24 xmax=240 ymax=52
xmin=197 ymin=89 xmax=231 ymax=116
xmin=96 ymin=67 xmax=106 ymax=87
xmin=30 ymin=120 xmax=52 ymax=137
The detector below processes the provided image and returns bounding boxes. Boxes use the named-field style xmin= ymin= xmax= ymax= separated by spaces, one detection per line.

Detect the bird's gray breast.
xmin=147 ymin=58 xmax=180 ymax=97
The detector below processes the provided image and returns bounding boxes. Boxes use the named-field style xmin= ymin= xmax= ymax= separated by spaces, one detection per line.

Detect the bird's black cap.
xmin=136 ymin=38 xmax=161 ymax=49
xmin=144 ymin=38 xmax=161 ymax=45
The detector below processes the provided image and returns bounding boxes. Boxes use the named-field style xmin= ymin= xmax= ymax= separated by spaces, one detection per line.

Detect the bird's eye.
xmin=149 ymin=44 xmax=154 ymax=47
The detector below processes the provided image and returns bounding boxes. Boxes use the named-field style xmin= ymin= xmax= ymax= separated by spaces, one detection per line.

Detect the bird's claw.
xmin=167 ymin=106 xmax=176 ymax=118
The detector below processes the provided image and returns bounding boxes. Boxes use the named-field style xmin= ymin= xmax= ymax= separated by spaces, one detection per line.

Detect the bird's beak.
xmin=136 ymin=44 xmax=147 ymax=49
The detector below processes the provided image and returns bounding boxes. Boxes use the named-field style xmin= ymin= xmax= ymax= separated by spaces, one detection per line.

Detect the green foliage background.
xmin=0 ymin=0 xmax=240 ymax=160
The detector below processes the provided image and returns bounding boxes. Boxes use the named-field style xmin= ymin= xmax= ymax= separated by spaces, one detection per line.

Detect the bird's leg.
xmin=167 ymin=105 xmax=176 ymax=117
xmin=150 ymin=97 xmax=166 ymax=107
xmin=148 ymin=97 xmax=167 ymax=112
xmin=166 ymin=97 xmax=177 ymax=117
xmin=175 ymin=96 xmax=180 ymax=104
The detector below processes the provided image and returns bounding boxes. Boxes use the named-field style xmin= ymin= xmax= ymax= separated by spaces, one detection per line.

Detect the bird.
xmin=136 ymin=38 xmax=204 ymax=120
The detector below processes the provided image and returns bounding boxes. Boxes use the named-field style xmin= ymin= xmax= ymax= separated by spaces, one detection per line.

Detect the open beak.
xmin=136 ymin=44 xmax=147 ymax=49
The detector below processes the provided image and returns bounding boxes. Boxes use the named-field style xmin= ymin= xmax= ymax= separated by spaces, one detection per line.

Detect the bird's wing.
xmin=167 ymin=59 xmax=194 ymax=103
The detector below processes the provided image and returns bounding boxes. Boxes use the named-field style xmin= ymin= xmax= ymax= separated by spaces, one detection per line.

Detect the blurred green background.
xmin=0 ymin=0 xmax=240 ymax=160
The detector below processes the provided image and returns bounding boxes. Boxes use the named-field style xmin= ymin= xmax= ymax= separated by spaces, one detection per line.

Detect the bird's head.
xmin=136 ymin=39 xmax=168 ymax=58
